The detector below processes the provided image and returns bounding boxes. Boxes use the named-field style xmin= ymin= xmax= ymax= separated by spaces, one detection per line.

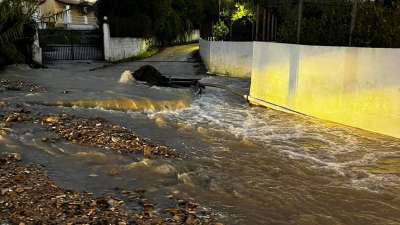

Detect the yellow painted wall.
xmin=250 ymin=42 xmax=400 ymax=138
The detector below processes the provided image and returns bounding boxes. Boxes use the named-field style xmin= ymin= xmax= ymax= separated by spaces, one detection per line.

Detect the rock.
xmin=9 ymin=153 xmax=22 ymax=161
xmin=107 ymin=168 xmax=121 ymax=176
xmin=178 ymin=173 xmax=194 ymax=187
xmin=0 ymin=129 xmax=8 ymax=138
xmin=1 ymin=188 xmax=9 ymax=195
xmin=185 ymin=213 xmax=198 ymax=225
xmin=153 ymin=164 xmax=177 ymax=175
xmin=43 ymin=116 xmax=60 ymax=124
xmin=143 ymin=203 xmax=155 ymax=217
xmin=5 ymin=114 xmax=19 ymax=123
xmin=107 ymin=198 xmax=124 ymax=210
xmin=14 ymin=174 xmax=25 ymax=182
xmin=144 ymin=146 xmax=153 ymax=158
xmin=132 ymin=65 xmax=168 ymax=86
xmin=15 ymin=187 xmax=25 ymax=193
xmin=172 ymin=213 xmax=186 ymax=223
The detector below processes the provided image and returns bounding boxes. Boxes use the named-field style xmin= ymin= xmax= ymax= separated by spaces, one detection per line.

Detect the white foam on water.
xmin=148 ymin=84 xmax=400 ymax=190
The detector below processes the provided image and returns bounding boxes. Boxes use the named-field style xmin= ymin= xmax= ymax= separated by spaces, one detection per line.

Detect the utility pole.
xmin=296 ymin=0 xmax=303 ymax=44
xmin=349 ymin=0 xmax=358 ymax=46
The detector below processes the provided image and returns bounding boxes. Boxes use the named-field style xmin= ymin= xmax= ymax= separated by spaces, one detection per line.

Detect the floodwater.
xmin=1 ymin=44 xmax=400 ymax=225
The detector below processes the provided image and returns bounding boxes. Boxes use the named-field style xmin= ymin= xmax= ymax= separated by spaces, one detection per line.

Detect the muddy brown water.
xmin=1 ymin=45 xmax=400 ymax=225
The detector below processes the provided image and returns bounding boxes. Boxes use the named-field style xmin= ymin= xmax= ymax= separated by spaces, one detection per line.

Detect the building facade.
xmin=39 ymin=0 xmax=98 ymax=30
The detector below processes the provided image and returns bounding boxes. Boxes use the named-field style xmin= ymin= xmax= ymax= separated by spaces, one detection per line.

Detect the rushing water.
xmin=1 ymin=45 xmax=400 ymax=225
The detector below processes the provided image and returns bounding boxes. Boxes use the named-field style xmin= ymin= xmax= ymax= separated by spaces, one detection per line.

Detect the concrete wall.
xmin=199 ymin=39 xmax=253 ymax=78
xmin=199 ymin=39 xmax=211 ymax=68
xmin=250 ymin=42 xmax=400 ymax=138
xmin=108 ymin=38 xmax=153 ymax=62
xmin=103 ymin=21 xmax=152 ymax=62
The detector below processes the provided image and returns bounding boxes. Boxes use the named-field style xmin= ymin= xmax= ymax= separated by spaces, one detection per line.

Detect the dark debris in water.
xmin=41 ymin=114 xmax=179 ymax=159
xmin=0 ymin=153 xmax=222 ymax=225
xmin=0 ymin=79 xmax=47 ymax=92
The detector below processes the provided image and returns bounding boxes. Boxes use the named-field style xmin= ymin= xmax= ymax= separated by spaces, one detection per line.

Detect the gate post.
xmin=32 ymin=29 xmax=42 ymax=65
xmin=103 ymin=17 xmax=111 ymax=61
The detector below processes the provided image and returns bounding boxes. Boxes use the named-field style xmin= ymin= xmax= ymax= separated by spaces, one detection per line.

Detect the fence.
xmin=39 ymin=29 xmax=103 ymax=63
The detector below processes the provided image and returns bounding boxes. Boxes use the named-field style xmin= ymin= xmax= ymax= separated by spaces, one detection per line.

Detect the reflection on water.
xmin=1 ymin=53 xmax=400 ymax=225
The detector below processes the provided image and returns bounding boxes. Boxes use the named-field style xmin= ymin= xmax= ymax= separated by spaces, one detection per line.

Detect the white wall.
xmin=104 ymin=22 xmax=200 ymax=62
xmin=103 ymin=21 xmax=152 ymax=62
xmin=199 ymin=39 xmax=253 ymax=78
xmin=107 ymin=38 xmax=152 ymax=62
xmin=199 ymin=39 xmax=211 ymax=68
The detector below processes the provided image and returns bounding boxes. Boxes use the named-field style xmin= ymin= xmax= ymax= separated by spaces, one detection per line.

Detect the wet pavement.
xmin=1 ymin=44 xmax=400 ymax=225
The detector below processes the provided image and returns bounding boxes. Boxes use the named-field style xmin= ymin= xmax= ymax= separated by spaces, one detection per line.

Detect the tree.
xmin=0 ymin=0 xmax=38 ymax=67
xmin=96 ymin=0 xmax=219 ymax=45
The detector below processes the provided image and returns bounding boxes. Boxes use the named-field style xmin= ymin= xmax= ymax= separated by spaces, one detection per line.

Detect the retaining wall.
xmin=251 ymin=42 xmax=400 ymax=138
xmin=199 ymin=39 xmax=400 ymax=138
xmin=199 ymin=39 xmax=253 ymax=78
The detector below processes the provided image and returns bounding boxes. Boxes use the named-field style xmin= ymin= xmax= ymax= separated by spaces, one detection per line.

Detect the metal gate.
xmin=39 ymin=29 xmax=103 ymax=64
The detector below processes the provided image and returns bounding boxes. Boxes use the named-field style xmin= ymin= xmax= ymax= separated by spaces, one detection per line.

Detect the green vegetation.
xmin=212 ymin=20 xmax=230 ymax=40
xmin=0 ymin=0 xmax=38 ymax=68
xmin=206 ymin=0 xmax=400 ymax=47
xmin=96 ymin=0 xmax=220 ymax=45
xmin=259 ymin=0 xmax=400 ymax=47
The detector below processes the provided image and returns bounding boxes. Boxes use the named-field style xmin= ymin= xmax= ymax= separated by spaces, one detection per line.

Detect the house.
xmin=38 ymin=0 xmax=98 ymax=30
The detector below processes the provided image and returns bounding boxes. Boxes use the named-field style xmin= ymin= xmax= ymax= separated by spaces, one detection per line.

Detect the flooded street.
xmin=1 ymin=44 xmax=400 ymax=225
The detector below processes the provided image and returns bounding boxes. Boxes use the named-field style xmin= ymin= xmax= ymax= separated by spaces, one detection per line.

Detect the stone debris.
xmin=0 ymin=79 xmax=46 ymax=92
xmin=0 ymin=153 xmax=222 ymax=225
xmin=41 ymin=114 xmax=178 ymax=158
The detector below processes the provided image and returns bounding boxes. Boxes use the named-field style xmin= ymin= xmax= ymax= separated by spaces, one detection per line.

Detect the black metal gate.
xmin=39 ymin=29 xmax=103 ymax=64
